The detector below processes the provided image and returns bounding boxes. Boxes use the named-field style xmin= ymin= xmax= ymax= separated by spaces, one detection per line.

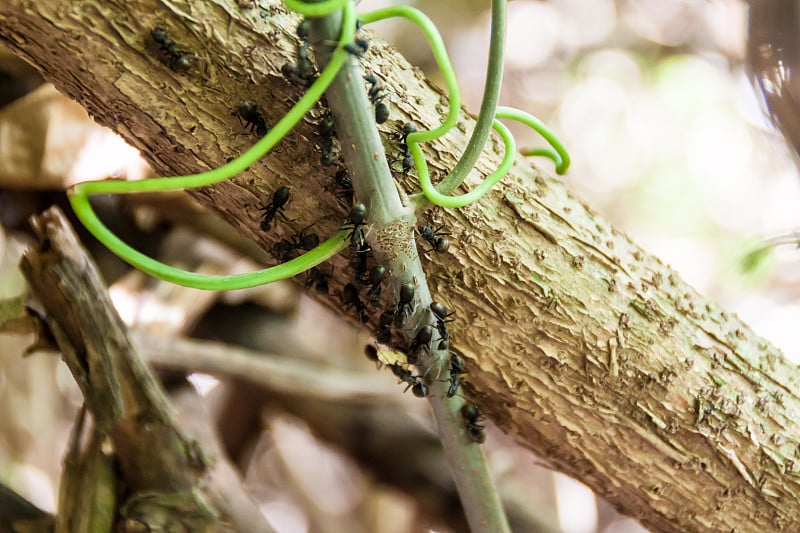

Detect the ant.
xmin=405 ymin=325 xmax=433 ymax=365
xmin=430 ymin=301 xmax=454 ymax=350
xmin=305 ymin=266 xmax=330 ymax=294
xmin=366 ymin=265 xmax=386 ymax=303
xmin=233 ymin=100 xmax=269 ymax=136
xmin=281 ymin=19 xmax=318 ymax=86
xmin=319 ymin=112 xmax=336 ymax=166
xmin=259 ymin=186 xmax=290 ymax=230
xmin=394 ymin=281 xmax=415 ymax=326
xmin=364 ymin=74 xmax=389 ymax=125
xmin=342 ymin=203 xmax=368 ymax=250
xmin=446 ymin=353 xmax=465 ymax=398
xmin=344 ymin=37 xmax=369 ymax=58
xmin=296 ymin=18 xmax=310 ymax=41
xmin=377 ymin=309 xmax=394 ymax=344
xmin=461 ymin=403 xmax=485 ymax=444
xmin=350 ymin=242 xmax=370 ymax=283
xmin=151 ymin=27 xmax=191 ymax=72
xmin=418 ymin=225 xmax=450 ymax=254
xmin=389 ymin=364 xmax=429 ymax=398
xmin=272 ymin=226 xmax=319 ymax=261
xmin=332 ymin=169 xmax=354 ymax=206
xmin=342 ymin=282 xmax=368 ymax=322
xmin=394 ymin=122 xmax=416 ymax=173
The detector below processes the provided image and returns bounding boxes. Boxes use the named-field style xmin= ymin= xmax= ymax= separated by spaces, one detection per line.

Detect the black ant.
xmin=151 ymin=27 xmax=191 ymax=72
xmin=418 ymin=225 xmax=450 ymax=254
xmin=259 ymin=186 xmax=290 ymax=230
xmin=394 ymin=122 xmax=416 ymax=173
xmin=377 ymin=309 xmax=394 ymax=344
xmin=350 ymin=242 xmax=370 ymax=283
xmin=364 ymin=74 xmax=389 ymax=125
xmin=342 ymin=203 xmax=368 ymax=250
xmin=405 ymin=325 xmax=433 ymax=365
xmin=390 ymin=364 xmax=429 ymax=398
xmin=344 ymin=37 xmax=369 ymax=58
xmin=319 ymin=112 xmax=336 ymax=166
xmin=430 ymin=301 xmax=454 ymax=349
xmin=366 ymin=265 xmax=386 ymax=303
xmin=233 ymin=100 xmax=269 ymax=136
xmin=446 ymin=353 xmax=465 ymax=398
xmin=272 ymin=226 xmax=319 ymax=261
xmin=296 ymin=18 xmax=310 ymax=41
xmin=342 ymin=282 xmax=367 ymax=322
xmin=461 ymin=403 xmax=485 ymax=444
xmin=332 ymin=169 xmax=354 ymax=206
xmin=394 ymin=281 xmax=415 ymax=326
xmin=282 ymin=19 xmax=318 ymax=86
xmin=305 ymin=266 xmax=330 ymax=294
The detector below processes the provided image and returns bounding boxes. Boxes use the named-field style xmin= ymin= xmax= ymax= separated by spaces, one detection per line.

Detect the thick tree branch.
xmin=3 ymin=1 xmax=800 ymax=531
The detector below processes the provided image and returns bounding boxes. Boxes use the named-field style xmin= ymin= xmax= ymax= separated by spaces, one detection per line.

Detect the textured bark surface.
xmin=3 ymin=1 xmax=800 ymax=531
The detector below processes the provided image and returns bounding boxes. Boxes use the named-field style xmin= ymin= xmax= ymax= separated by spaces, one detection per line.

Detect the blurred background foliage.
xmin=1 ymin=1 xmax=799 ymax=532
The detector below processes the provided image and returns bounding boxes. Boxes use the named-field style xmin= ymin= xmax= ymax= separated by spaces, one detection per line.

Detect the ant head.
xmin=430 ymin=301 xmax=448 ymax=320
xmin=349 ymin=203 xmax=367 ymax=225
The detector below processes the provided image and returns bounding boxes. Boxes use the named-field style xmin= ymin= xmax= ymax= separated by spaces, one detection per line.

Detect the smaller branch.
xmin=134 ymin=332 xmax=395 ymax=403
xmin=56 ymin=406 xmax=117 ymax=533
xmin=19 ymin=206 xmax=272 ymax=532
xmin=310 ymin=5 xmax=510 ymax=532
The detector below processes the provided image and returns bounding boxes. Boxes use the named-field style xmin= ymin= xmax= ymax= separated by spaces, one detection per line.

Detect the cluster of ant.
xmin=208 ymin=15 xmax=484 ymax=444
xmin=282 ymin=18 xmax=317 ymax=87
xmin=364 ymin=73 xmax=389 ymax=125
xmin=365 ymin=295 xmax=486 ymax=444
xmin=149 ymin=28 xmax=273 ymax=139
xmin=340 ymin=203 xmax=377 ymax=322
xmin=151 ymin=27 xmax=191 ymax=73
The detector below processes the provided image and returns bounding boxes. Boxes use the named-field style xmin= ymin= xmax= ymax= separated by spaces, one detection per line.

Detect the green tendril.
xmin=361 ymin=6 xmax=460 ymax=144
xmin=284 ymin=0 xmax=347 ymax=17
xmin=67 ymin=1 xmax=357 ymax=289
xmin=362 ymin=6 xmax=569 ymax=208
xmin=414 ymin=107 xmax=570 ymax=208
xmin=517 ymin=110 xmax=571 ymax=174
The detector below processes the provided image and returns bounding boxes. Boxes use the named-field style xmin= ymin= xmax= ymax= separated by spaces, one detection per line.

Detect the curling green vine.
xmin=68 ymin=0 xmax=570 ymax=289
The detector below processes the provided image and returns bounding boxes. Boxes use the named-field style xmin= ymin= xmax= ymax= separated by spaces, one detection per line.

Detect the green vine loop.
xmin=413 ymin=106 xmax=569 ymax=208
xmin=360 ymin=6 xmax=461 ymax=144
xmin=518 ymin=113 xmax=571 ymax=174
xmin=284 ymin=0 xmax=346 ymax=17
xmin=66 ymin=1 xmax=357 ymax=289
xmin=361 ymin=5 xmax=569 ymax=208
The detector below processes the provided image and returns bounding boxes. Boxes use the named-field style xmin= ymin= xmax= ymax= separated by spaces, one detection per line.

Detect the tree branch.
xmin=20 ymin=207 xmax=272 ymax=532
xmin=3 ymin=1 xmax=800 ymax=530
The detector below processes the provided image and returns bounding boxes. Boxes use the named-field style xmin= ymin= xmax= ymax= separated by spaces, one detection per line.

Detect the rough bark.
xmin=2 ymin=1 xmax=800 ymax=531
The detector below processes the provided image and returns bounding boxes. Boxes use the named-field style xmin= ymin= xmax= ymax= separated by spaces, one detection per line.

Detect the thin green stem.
xmin=518 ymin=113 xmax=571 ymax=174
xmin=437 ymin=0 xmax=506 ymax=196
xmin=322 ymin=6 xmax=511 ymax=533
